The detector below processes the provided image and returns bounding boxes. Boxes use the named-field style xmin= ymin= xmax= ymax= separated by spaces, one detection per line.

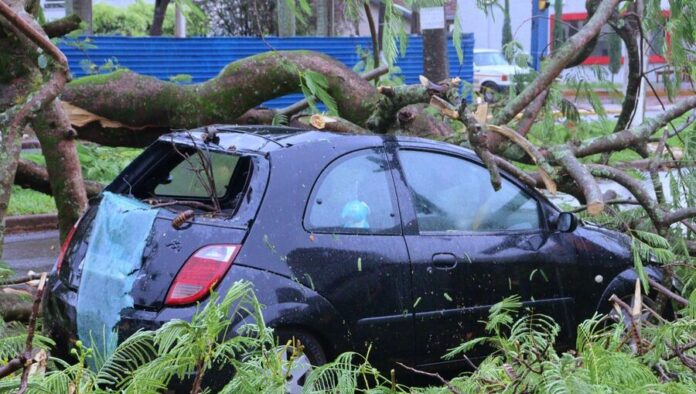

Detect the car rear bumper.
xmin=43 ymin=274 xmax=197 ymax=359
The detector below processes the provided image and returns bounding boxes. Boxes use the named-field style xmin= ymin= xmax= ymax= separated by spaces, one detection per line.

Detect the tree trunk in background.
xmin=421 ymin=7 xmax=448 ymax=82
xmin=32 ymin=101 xmax=87 ymax=241
xmin=149 ymin=0 xmax=171 ymax=36
xmin=316 ymin=0 xmax=328 ymax=36
xmin=66 ymin=0 xmax=92 ymax=34
xmin=501 ymin=0 xmax=512 ymax=52
xmin=377 ymin=2 xmax=385 ymax=50
xmin=277 ymin=0 xmax=295 ymax=36
xmin=551 ymin=0 xmax=565 ymax=54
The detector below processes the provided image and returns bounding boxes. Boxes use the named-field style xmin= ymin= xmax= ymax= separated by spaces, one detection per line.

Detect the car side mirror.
xmin=556 ymin=212 xmax=577 ymax=233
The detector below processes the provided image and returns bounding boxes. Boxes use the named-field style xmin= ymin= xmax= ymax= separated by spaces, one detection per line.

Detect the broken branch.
xmin=554 ymin=149 xmax=604 ymax=215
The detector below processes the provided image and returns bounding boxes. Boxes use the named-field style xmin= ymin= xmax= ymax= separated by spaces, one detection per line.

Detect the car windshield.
xmin=474 ymin=52 xmax=509 ymax=66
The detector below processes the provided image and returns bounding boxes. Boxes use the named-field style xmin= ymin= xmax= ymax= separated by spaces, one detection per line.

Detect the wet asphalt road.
xmin=3 ymin=230 xmax=59 ymax=278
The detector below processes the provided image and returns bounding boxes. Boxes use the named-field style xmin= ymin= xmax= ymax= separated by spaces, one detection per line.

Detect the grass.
xmin=8 ymin=186 xmax=57 ymax=215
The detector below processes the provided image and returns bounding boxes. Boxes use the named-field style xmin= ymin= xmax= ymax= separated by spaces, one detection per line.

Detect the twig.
xmin=609 ymin=293 xmax=642 ymax=354
xmin=146 ymin=199 xmax=217 ymax=212
xmin=570 ymin=199 xmax=640 ymax=213
xmin=0 ymin=273 xmax=43 ymax=286
xmin=396 ymin=362 xmax=462 ymax=394
xmin=17 ymin=273 xmax=47 ymax=394
xmin=648 ymin=277 xmax=689 ymax=307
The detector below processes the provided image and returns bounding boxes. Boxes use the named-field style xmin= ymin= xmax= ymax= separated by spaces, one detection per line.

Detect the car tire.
xmin=481 ymin=83 xmax=500 ymax=103
xmin=275 ymin=328 xmax=327 ymax=394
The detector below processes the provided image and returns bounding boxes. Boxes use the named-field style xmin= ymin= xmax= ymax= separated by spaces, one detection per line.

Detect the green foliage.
xmin=92 ymin=0 xmax=208 ymax=37
xmin=76 ymin=143 xmax=142 ymax=184
xmin=168 ymin=74 xmax=193 ymax=84
xmin=299 ymin=70 xmax=338 ymax=115
xmin=7 ymin=186 xmax=56 ymax=215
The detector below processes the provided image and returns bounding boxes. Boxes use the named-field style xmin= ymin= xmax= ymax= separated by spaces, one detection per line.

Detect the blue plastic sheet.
xmin=76 ymin=192 xmax=158 ymax=359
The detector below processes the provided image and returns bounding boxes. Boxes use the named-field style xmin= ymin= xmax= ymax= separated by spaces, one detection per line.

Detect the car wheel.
xmin=481 ymin=83 xmax=500 ymax=103
xmin=275 ymin=329 xmax=327 ymax=394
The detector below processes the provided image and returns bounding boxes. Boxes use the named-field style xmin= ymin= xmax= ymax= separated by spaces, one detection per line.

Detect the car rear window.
xmin=120 ymin=143 xmax=253 ymax=212
xmin=154 ymin=153 xmax=240 ymax=198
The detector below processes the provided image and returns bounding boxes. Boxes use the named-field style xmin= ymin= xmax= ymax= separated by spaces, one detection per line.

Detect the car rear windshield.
xmin=118 ymin=143 xmax=253 ymax=212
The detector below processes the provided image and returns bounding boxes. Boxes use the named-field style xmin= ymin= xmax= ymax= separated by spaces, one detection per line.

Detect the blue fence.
xmin=59 ymin=35 xmax=474 ymax=109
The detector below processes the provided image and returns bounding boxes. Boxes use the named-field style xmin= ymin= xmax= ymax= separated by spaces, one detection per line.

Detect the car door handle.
xmin=432 ymin=253 xmax=457 ymax=269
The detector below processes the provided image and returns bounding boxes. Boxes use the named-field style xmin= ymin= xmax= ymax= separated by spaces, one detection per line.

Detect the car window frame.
xmin=394 ymin=146 xmax=547 ymax=236
xmin=302 ymin=147 xmax=402 ymax=236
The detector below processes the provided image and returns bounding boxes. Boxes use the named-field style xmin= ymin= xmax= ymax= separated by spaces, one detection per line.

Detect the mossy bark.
xmin=32 ymin=100 xmax=87 ymax=240
xmin=61 ymin=51 xmax=383 ymax=145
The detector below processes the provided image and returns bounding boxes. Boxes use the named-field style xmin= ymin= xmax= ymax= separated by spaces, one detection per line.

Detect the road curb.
xmin=4 ymin=214 xmax=58 ymax=234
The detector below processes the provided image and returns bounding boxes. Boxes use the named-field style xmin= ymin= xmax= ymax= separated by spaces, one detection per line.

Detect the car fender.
xmin=595 ymin=266 xmax=664 ymax=312
xmin=225 ymin=265 xmax=350 ymax=359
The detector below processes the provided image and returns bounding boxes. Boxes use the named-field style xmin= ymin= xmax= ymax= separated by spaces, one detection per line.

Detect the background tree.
xmin=501 ymin=0 xmax=512 ymax=53
xmin=196 ymin=0 xmax=275 ymax=36
xmin=277 ymin=0 xmax=296 ymax=36
xmin=149 ymin=0 xmax=170 ymax=36
xmin=551 ymin=0 xmax=565 ymax=54
xmin=93 ymin=0 xmax=207 ymax=36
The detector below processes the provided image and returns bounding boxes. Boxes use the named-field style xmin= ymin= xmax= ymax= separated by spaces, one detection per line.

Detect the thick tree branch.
xmin=611 ymin=15 xmax=641 ymax=133
xmin=62 ymin=51 xmax=382 ymax=141
xmin=575 ymin=96 xmax=696 ymax=157
xmin=555 ymin=149 xmax=604 ymax=215
xmin=661 ymin=208 xmax=696 ymax=227
xmin=15 ymin=158 xmax=102 ymax=198
xmin=492 ymin=0 xmax=621 ymax=126
xmin=588 ymin=164 xmax=662 ymax=228
xmin=41 ymin=13 xmax=81 ymax=38
xmin=0 ymin=0 xmax=68 ymax=68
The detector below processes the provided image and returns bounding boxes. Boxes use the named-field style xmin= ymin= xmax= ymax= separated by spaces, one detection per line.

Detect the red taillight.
xmin=55 ymin=219 xmax=80 ymax=274
xmin=501 ymin=74 xmax=509 ymax=81
xmin=165 ymin=244 xmax=240 ymax=306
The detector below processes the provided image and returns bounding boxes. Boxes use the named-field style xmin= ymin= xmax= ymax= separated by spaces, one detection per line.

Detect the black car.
xmin=44 ymin=125 xmax=653 ymax=388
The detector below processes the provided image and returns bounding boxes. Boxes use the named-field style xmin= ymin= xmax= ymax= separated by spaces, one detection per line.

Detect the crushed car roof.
xmin=161 ymin=124 xmax=393 ymax=153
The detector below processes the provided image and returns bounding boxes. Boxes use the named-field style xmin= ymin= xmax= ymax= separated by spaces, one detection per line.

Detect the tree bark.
xmin=41 ymin=13 xmax=81 ymax=38
xmin=316 ymin=0 xmax=329 ymax=36
xmin=149 ymin=0 xmax=171 ymax=36
xmin=15 ymin=158 xmax=103 ymax=198
xmin=61 ymin=51 xmax=382 ymax=144
xmin=611 ymin=15 xmax=640 ymax=133
xmin=31 ymin=101 xmax=88 ymax=240
xmin=66 ymin=0 xmax=92 ymax=34
xmin=277 ymin=0 xmax=296 ymax=36
xmin=0 ymin=0 xmax=71 ymax=258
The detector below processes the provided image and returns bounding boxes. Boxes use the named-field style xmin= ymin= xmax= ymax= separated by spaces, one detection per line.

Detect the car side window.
xmin=305 ymin=149 xmax=400 ymax=234
xmin=398 ymin=150 xmax=540 ymax=233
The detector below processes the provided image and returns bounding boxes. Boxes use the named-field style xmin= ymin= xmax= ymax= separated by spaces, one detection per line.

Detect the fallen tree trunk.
xmin=15 ymin=158 xmax=103 ymax=198
xmin=61 ymin=51 xmax=383 ymax=143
